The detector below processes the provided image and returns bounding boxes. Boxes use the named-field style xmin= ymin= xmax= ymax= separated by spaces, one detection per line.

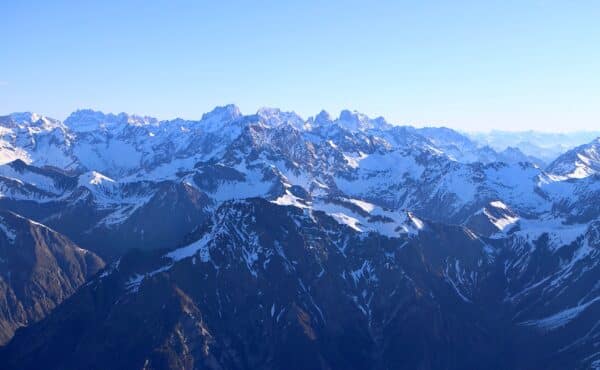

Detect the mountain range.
xmin=0 ymin=106 xmax=598 ymax=369
xmin=468 ymin=130 xmax=600 ymax=164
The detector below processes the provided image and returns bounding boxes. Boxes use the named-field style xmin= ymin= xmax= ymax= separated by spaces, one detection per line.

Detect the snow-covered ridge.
xmin=0 ymin=105 xmax=598 ymax=259
xmin=546 ymin=137 xmax=600 ymax=179
xmin=1 ymin=105 xmax=597 ymax=231
xmin=64 ymin=109 xmax=159 ymax=132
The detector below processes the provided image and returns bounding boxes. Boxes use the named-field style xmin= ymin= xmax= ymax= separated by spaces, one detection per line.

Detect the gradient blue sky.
xmin=1 ymin=0 xmax=599 ymax=131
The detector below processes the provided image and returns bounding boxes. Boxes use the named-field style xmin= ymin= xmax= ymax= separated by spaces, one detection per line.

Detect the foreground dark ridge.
xmin=0 ymin=210 xmax=104 ymax=344
xmin=1 ymin=199 xmax=599 ymax=369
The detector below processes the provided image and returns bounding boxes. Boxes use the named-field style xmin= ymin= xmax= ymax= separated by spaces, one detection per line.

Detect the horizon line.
xmin=3 ymin=106 xmax=600 ymax=135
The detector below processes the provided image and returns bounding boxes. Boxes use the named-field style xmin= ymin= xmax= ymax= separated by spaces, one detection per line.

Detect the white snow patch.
xmin=343 ymin=152 xmax=369 ymax=168
xmin=490 ymin=200 xmax=508 ymax=210
xmin=272 ymin=190 xmax=309 ymax=208
xmin=166 ymin=234 xmax=211 ymax=262
xmin=408 ymin=212 xmax=425 ymax=230
xmin=312 ymin=199 xmax=420 ymax=237
xmin=516 ymin=217 xmax=588 ymax=251
xmin=346 ymin=198 xmax=376 ymax=212
xmin=0 ymin=217 xmax=16 ymax=243
xmin=125 ymin=264 xmax=173 ymax=292
xmin=521 ymin=297 xmax=600 ymax=331
xmin=89 ymin=171 xmax=115 ymax=185
xmin=330 ymin=212 xmax=362 ymax=231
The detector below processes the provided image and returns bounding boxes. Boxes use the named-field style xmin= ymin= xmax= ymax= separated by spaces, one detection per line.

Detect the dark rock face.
xmin=0 ymin=210 xmax=105 ymax=344
xmin=0 ymin=199 xmax=597 ymax=370
xmin=0 ymin=177 xmax=212 ymax=261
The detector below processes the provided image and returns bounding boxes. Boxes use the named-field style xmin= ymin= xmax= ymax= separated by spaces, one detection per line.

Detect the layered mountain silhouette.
xmin=0 ymin=107 xmax=598 ymax=369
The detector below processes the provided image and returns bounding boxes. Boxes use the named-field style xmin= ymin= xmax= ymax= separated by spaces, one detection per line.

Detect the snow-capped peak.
xmin=7 ymin=112 xmax=63 ymax=130
xmin=546 ymin=136 xmax=600 ymax=179
xmin=200 ymin=104 xmax=242 ymax=123
xmin=256 ymin=107 xmax=306 ymax=130
xmin=312 ymin=110 xmax=333 ymax=125
xmin=9 ymin=112 xmax=42 ymax=124
xmin=337 ymin=109 xmax=390 ymax=131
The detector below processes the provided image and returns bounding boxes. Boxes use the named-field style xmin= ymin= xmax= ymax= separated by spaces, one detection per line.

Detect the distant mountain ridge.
xmin=1 ymin=107 xmax=555 ymax=174
xmin=468 ymin=129 xmax=600 ymax=164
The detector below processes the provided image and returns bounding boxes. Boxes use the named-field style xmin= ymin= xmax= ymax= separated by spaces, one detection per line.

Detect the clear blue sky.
xmin=1 ymin=0 xmax=599 ymax=131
